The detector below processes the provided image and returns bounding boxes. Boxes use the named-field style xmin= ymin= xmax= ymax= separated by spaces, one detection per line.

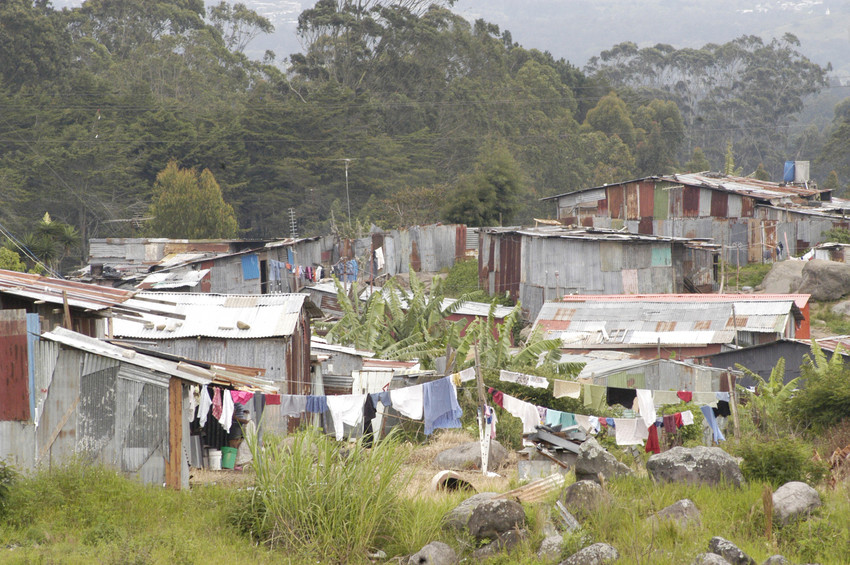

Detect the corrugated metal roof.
xmin=534 ymin=299 xmax=797 ymax=348
xmin=558 ymin=293 xmax=810 ymax=309
xmin=40 ymin=327 xmax=282 ymax=390
xmin=112 ymin=292 xmax=311 ymax=339
xmin=479 ymin=226 xmax=717 ymax=248
xmin=139 ymin=269 xmax=210 ymax=289
xmin=311 ymin=336 xmax=375 ymax=358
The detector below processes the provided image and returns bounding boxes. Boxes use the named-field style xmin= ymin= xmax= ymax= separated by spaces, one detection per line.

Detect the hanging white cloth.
xmin=613 ymin=418 xmax=649 ymax=446
xmin=501 ymin=393 xmax=541 ymax=434
xmin=198 ymin=385 xmax=212 ymax=427
xmin=390 ymin=384 xmax=424 ymax=420
xmin=326 ymin=394 xmax=367 ymax=441
xmin=219 ymin=390 xmax=235 ymax=433
xmin=636 ymin=389 xmax=656 ymax=428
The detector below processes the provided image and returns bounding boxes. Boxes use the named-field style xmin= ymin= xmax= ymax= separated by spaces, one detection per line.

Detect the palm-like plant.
xmin=736 ymin=358 xmax=799 ymax=435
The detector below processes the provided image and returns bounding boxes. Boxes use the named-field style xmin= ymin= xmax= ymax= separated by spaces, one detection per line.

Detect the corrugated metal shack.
xmin=542 ymin=173 xmax=850 ymax=265
xmin=0 ymin=327 xmax=276 ymax=489
xmin=571 ymin=357 xmax=737 ymax=392
xmin=533 ymin=294 xmax=806 ymax=360
xmin=110 ymin=292 xmax=321 ymax=434
xmin=478 ymin=226 xmax=719 ymax=320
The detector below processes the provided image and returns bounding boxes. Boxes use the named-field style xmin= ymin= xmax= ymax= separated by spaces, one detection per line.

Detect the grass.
xmin=720 ymin=260 xmax=773 ymax=290
xmin=2 ymin=433 xmax=850 ymax=564
xmin=811 ymin=302 xmax=850 ymax=335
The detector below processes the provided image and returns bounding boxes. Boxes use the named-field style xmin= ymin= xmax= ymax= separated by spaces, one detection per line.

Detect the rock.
xmin=538 ymin=534 xmax=564 ymax=564
xmin=646 ymin=446 xmax=744 ymax=487
xmin=797 ymin=259 xmax=850 ymax=301
xmin=708 ymin=536 xmax=756 ymax=565
xmin=692 ymin=553 xmax=732 ymax=565
xmin=407 ymin=541 xmax=457 ymax=565
xmin=647 ymin=499 xmax=701 ymax=529
xmin=772 ymin=481 xmax=821 ymax=526
xmin=433 ymin=440 xmax=508 ymax=471
xmin=443 ymin=492 xmax=499 ymax=531
xmin=831 ymin=300 xmax=850 ymax=317
xmin=560 ymin=480 xmax=614 ymax=519
xmin=471 ymin=529 xmax=527 ymax=560
xmin=762 ymin=556 xmax=792 ymax=565
xmin=758 ymin=260 xmax=805 ymax=293
xmin=560 ymin=542 xmax=620 ymax=565
xmin=467 ymin=499 xmax=526 ymax=541
xmin=574 ymin=438 xmax=633 ymax=483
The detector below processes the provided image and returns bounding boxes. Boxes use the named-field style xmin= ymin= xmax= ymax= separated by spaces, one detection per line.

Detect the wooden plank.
xmin=165 ymin=377 xmax=182 ymax=490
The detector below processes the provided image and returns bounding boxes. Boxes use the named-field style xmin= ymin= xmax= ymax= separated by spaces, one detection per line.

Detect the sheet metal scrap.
xmin=495 ymin=473 xmax=566 ymax=503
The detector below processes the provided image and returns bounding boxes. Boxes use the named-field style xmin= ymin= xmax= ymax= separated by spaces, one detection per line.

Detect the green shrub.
xmin=442 ymin=259 xmax=479 ymax=297
xmin=735 ymin=434 xmax=826 ymax=487
xmin=0 ymin=460 xmax=18 ymax=518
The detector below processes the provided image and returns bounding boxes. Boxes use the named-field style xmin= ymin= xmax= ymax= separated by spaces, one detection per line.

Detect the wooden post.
xmin=726 ymin=369 xmax=740 ymax=438
xmin=474 ymin=344 xmax=490 ymax=474
xmin=62 ymin=290 xmax=72 ymax=330
xmin=166 ymin=378 xmax=183 ymax=490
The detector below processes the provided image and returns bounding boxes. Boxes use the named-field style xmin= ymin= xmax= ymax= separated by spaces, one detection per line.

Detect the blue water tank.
xmin=783 ymin=161 xmax=795 ymax=183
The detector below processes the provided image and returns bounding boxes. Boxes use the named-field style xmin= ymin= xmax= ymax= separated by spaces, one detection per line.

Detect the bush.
xmin=442 ymin=259 xmax=479 ymax=297
xmin=735 ymin=434 xmax=826 ymax=487
xmin=0 ymin=460 xmax=18 ymax=518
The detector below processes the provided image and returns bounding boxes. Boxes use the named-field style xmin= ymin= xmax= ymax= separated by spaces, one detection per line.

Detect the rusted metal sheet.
xmin=741 ymin=197 xmax=754 ymax=217
xmin=455 ymin=225 xmax=467 ymax=260
xmin=608 ymin=186 xmax=624 ymax=219
xmin=410 ymin=240 xmax=421 ymax=272
xmin=626 ymin=184 xmax=640 ymax=219
xmin=638 ymin=217 xmax=653 ymax=234
xmin=0 ymin=310 xmax=30 ymax=421
xmin=710 ymin=191 xmax=728 ymax=217
xmin=598 ymin=195 xmax=609 ymax=216
xmin=639 ymin=183 xmax=655 ymax=218
xmin=683 ymin=186 xmax=700 ymax=217
xmin=496 ymin=473 xmax=566 ymax=503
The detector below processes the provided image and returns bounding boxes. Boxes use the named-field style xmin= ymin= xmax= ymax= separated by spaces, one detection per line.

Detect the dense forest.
xmin=1 ymin=0 xmax=849 ymax=266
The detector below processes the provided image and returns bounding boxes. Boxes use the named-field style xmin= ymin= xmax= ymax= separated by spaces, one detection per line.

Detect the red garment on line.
xmin=677 ymin=391 xmax=693 ymax=403
xmin=645 ymin=423 xmax=660 ymax=454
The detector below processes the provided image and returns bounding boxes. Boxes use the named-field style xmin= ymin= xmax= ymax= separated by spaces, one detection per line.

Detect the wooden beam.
xmin=165 ymin=377 xmax=183 ymax=490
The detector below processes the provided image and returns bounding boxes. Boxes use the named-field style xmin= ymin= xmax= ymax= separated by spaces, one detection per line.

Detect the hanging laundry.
xmin=390 ymin=384 xmax=424 ymax=420
xmin=713 ymin=401 xmax=731 ymax=418
xmin=501 ymin=393 xmax=541 ymax=434
xmin=375 ymin=247 xmax=385 ymax=270
xmin=265 ymin=394 xmax=281 ymax=405
xmin=645 ymin=423 xmax=661 ymax=454
xmin=423 ymin=377 xmax=463 ymax=435
xmin=499 ymin=370 xmax=549 ymax=389
xmin=537 ymin=406 xmax=548 ymax=423
xmin=653 ymin=390 xmax=681 ymax=405
xmin=607 ymin=387 xmax=637 ymax=409
xmin=487 ymin=387 xmax=504 ymax=408
xmin=700 ymin=405 xmax=725 ymax=443
xmin=545 ymin=409 xmax=577 ymax=429
xmin=219 ymin=390 xmax=235 ymax=433
xmin=576 ymin=415 xmax=599 ymax=434
xmin=715 ymin=392 xmax=731 ymax=403
xmin=677 ymin=391 xmax=693 ymax=403
xmin=306 ymin=395 xmax=328 ymax=414
xmin=198 ymin=385 xmax=212 ymax=427
xmin=691 ymin=392 xmax=718 ymax=407
xmin=636 ymin=389 xmax=656 ymax=428
xmin=662 ymin=414 xmax=677 ymax=434
xmin=231 ymin=390 xmax=254 ymax=405
xmin=484 ymin=405 xmax=498 ymax=438
xmin=458 ymin=367 xmax=476 ymax=382
xmin=188 ymin=385 xmax=199 ymax=420
xmin=680 ymin=410 xmax=694 ymax=426
xmin=211 ymin=387 xmax=223 ymax=420
xmin=582 ymin=384 xmax=607 ymax=411
xmin=362 ymin=395 xmax=378 ymax=448
xmin=613 ymin=418 xmax=649 ymax=446
xmin=553 ymin=379 xmax=582 ymax=399
xmin=674 ymin=412 xmax=684 ymax=427
xmin=279 ymin=395 xmax=307 ymax=416
xmin=326 ymin=394 xmax=367 ymax=441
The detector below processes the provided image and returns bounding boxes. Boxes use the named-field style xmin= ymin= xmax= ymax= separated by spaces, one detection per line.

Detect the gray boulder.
xmin=647 ymin=498 xmax=701 ymax=529
xmin=772 ymin=481 xmax=821 ymax=526
xmin=408 ymin=541 xmax=457 ymax=565
xmin=443 ymin=492 xmax=499 ymax=531
xmin=467 ymin=499 xmax=526 ymax=541
xmin=471 ymin=529 xmax=527 ymax=560
xmin=574 ymin=438 xmax=633 ymax=483
xmin=693 ymin=553 xmax=732 ymax=565
xmin=560 ymin=480 xmax=614 ymax=520
xmin=560 ymin=542 xmax=620 ymax=565
xmin=759 ymin=259 xmax=805 ymax=294
xmin=708 ymin=536 xmax=756 ymax=565
xmin=762 ymin=556 xmax=792 ymax=565
xmin=646 ymin=447 xmax=744 ymax=487
xmin=797 ymin=259 xmax=850 ymax=301
xmin=434 ymin=440 xmax=508 ymax=471
xmin=538 ymin=534 xmax=564 ymax=564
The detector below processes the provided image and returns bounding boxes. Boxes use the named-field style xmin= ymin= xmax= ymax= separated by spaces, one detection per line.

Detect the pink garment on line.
xmin=231 ymin=390 xmax=254 ymax=405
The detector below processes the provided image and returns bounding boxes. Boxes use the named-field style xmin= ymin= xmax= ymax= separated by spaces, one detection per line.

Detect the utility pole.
xmin=334 ymin=158 xmax=355 ymax=229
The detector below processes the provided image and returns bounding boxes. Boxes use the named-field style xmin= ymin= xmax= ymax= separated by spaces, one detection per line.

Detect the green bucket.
xmin=221 ymin=446 xmax=238 ymax=470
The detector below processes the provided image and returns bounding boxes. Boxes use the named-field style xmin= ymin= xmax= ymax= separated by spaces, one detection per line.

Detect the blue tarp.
xmin=241 ymin=254 xmax=260 ymax=280
xmin=783 ymin=161 xmax=795 ymax=183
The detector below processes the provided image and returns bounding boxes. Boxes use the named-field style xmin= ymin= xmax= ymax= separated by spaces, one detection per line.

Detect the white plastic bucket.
xmin=208 ymin=449 xmax=222 ymax=471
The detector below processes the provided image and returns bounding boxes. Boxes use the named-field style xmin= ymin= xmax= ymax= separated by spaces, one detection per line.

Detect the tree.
xmin=824 ymin=170 xmax=840 ymax=191
xmin=147 ymin=160 xmax=239 ymax=238
xmin=0 ymin=247 xmax=27 ymax=272
xmin=753 ymin=163 xmax=770 ymax=181
xmin=583 ymin=91 xmax=636 ymax=149
xmin=443 ymin=144 xmax=525 ymax=226
xmin=789 ymin=341 xmax=850 ymax=432
xmin=682 ymin=147 xmax=711 ymax=173
xmin=724 ymin=141 xmax=742 ymax=176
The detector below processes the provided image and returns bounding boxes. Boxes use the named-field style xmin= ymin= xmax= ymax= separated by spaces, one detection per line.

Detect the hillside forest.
xmin=2 ymin=0 xmax=850 ymax=268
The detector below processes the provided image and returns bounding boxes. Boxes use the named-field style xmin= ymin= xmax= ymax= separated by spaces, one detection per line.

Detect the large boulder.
xmin=560 ymin=480 xmax=614 ymax=520
xmin=646 ymin=447 xmax=744 ymax=487
xmin=471 ymin=529 xmax=527 ymax=560
xmin=707 ymin=536 xmax=756 ymax=565
xmin=560 ymin=542 xmax=620 ymax=565
xmin=434 ymin=440 xmax=508 ymax=471
xmin=443 ymin=492 xmax=499 ymax=531
xmin=538 ymin=534 xmax=565 ymax=564
xmin=758 ymin=260 xmax=805 ymax=293
xmin=772 ymin=481 xmax=821 ymax=526
xmin=467 ymin=499 xmax=526 ymax=541
xmin=574 ymin=438 xmax=633 ymax=483
xmin=647 ymin=499 xmax=701 ymax=529
xmin=408 ymin=541 xmax=457 ymax=565
xmin=797 ymin=259 xmax=850 ymax=301
xmin=762 ymin=556 xmax=792 ymax=565
xmin=692 ymin=554 xmax=732 ymax=565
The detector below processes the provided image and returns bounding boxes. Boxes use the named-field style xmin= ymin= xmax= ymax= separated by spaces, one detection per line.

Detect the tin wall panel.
xmin=599 ymin=241 xmax=623 ymax=272
xmin=622 ymin=245 xmax=650 ymax=270
xmin=37 ymin=348 xmax=83 ymax=467
xmin=683 ymin=186 xmax=700 ymax=217
xmin=639 ymin=183 xmax=655 ymax=218
xmin=710 ymin=191 xmax=728 ymax=217
xmin=608 ymin=186 xmax=625 ymax=219
xmin=654 ymin=186 xmax=669 ymax=220
xmin=651 ymin=246 xmax=672 ymax=267
xmin=699 ymin=188 xmax=713 ymax=216
xmin=728 ymin=194 xmax=742 ymax=217
xmin=670 ymin=187 xmax=683 ymax=217
xmin=626 ymin=184 xmax=640 ymax=219
xmin=741 ymin=197 xmax=754 ymax=217
xmin=77 ymin=364 xmax=119 ymax=458
xmin=622 ymin=270 xmax=639 ymax=294
xmin=0 ymin=310 xmax=29 ymax=421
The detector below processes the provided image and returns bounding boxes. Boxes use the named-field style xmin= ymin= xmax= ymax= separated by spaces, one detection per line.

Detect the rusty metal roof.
xmin=112 ymin=292 xmax=319 ymax=339
xmin=138 ymin=269 xmax=210 ymax=289
xmin=558 ymin=293 xmax=810 ymax=310
xmin=534 ymin=298 xmax=800 ymax=349
xmin=479 ymin=226 xmax=717 ymax=248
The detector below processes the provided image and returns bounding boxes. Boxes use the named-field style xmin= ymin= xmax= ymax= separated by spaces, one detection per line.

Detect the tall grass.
xmin=244 ymin=427 xmax=412 ymax=563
